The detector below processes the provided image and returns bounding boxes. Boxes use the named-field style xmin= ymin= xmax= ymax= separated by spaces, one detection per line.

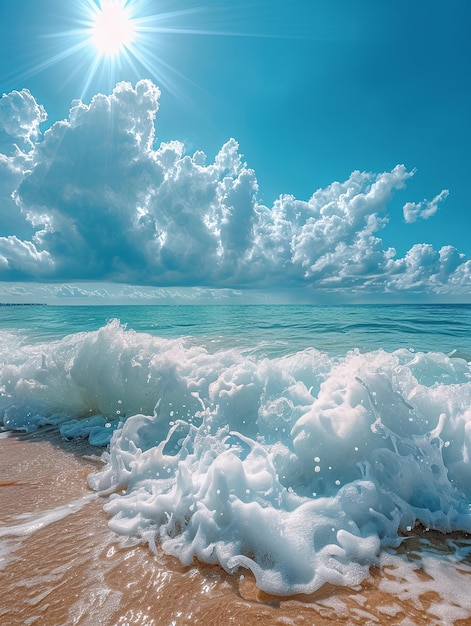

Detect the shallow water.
xmin=1 ymin=435 xmax=471 ymax=625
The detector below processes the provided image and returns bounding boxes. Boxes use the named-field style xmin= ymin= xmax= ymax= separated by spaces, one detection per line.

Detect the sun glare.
xmin=32 ymin=0 xmax=237 ymax=102
xmin=90 ymin=0 xmax=136 ymax=57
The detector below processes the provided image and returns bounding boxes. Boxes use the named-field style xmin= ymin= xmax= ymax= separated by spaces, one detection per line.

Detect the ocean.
xmin=1 ymin=303 xmax=471 ymax=624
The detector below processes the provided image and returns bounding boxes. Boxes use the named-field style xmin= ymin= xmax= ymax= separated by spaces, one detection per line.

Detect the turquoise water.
xmin=2 ymin=304 xmax=471 ymax=357
xmin=2 ymin=303 xmax=471 ymax=594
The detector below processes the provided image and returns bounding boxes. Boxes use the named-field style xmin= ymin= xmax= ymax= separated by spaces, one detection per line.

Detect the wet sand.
xmin=1 ymin=433 xmax=471 ymax=626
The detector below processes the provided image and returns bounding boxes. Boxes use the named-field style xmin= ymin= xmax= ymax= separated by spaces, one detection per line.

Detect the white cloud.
xmin=0 ymin=89 xmax=46 ymax=239
xmin=53 ymin=284 xmax=107 ymax=299
xmin=386 ymin=243 xmax=470 ymax=295
xmin=0 ymin=281 xmax=249 ymax=305
xmin=0 ymin=88 xmax=47 ymax=154
xmin=403 ymin=189 xmax=449 ymax=223
xmin=0 ymin=236 xmax=54 ymax=277
xmin=0 ymin=80 xmax=469 ymax=300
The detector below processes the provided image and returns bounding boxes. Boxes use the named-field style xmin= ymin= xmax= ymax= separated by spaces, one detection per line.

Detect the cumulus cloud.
xmin=0 ymin=89 xmax=47 ymax=239
xmin=0 ymin=80 xmax=469 ymax=299
xmin=403 ymin=189 xmax=449 ymax=223
xmin=0 ymin=88 xmax=47 ymax=154
xmin=0 ymin=235 xmax=54 ymax=278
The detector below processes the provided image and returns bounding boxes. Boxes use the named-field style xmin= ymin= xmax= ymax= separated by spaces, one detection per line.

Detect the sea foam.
xmin=1 ymin=319 xmax=471 ymax=594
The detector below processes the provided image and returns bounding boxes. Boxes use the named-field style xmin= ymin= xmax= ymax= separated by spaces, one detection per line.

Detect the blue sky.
xmin=0 ymin=0 xmax=470 ymax=303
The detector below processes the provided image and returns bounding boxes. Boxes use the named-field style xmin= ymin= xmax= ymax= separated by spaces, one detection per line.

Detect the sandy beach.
xmin=1 ymin=433 xmax=470 ymax=626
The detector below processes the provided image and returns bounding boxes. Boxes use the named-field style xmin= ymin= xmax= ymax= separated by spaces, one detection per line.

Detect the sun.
xmin=90 ymin=0 xmax=136 ymax=57
xmin=33 ymin=0 xmax=234 ymax=101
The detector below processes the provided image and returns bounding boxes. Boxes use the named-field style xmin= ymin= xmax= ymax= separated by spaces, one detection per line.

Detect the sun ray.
xmin=9 ymin=0 xmax=282 ymax=107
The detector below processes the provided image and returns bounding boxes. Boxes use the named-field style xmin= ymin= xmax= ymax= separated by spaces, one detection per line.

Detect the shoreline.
xmin=1 ymin=432 xmax=471 ymax=625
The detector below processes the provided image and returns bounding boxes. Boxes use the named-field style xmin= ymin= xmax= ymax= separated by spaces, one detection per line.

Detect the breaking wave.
xmin=1 ymin=319 xmax=471 ymax=594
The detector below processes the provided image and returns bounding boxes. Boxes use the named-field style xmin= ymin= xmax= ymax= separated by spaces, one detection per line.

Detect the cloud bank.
xmin=0 ymin=80 xmax=470 ymax=299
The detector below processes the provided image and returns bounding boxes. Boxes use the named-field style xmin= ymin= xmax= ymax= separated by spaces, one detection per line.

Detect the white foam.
xmin=378 ymin=548 xmax=471 ymax=622
xmin=1 ymin=320 xmax=471 ymax=594
xmin=0 ymin=494 xmax=97 ymax=539
xmin=0 ymin=493 xmax=97 ymax=572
